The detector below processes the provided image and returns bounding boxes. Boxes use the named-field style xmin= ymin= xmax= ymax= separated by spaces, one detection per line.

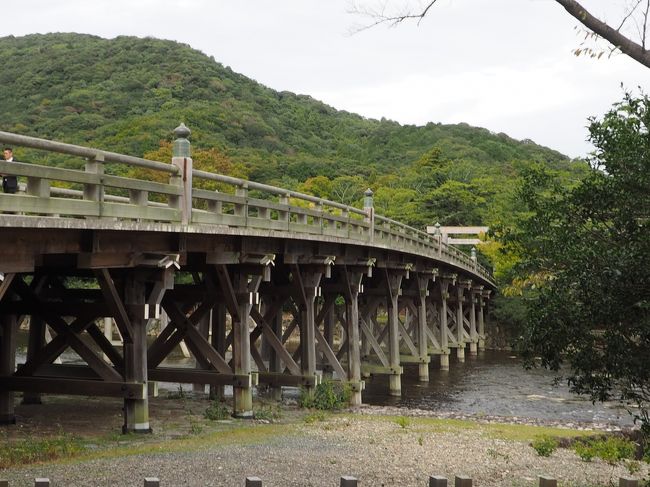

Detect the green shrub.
xmin=531 ymin=435 xmax=559 ymax=457
xmin=573 ymin=436 xmax=636 ymax=465
xmin=298 ymin=380 xmax=351 ymax=410
xmin=204 ymin=400 xmax=230 ymax=420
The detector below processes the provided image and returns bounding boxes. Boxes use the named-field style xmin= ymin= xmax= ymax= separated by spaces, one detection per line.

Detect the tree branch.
xmin=555 ymin=0 xmax=650 ymax=68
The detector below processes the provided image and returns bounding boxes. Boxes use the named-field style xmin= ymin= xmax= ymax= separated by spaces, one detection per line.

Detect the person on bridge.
xmin=1 ymin=147 xmax=18 ymax=193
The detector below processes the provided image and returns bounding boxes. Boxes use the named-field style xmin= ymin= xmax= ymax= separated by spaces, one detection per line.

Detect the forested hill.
xmin=0 ymin=33 xmax=583 ymax=228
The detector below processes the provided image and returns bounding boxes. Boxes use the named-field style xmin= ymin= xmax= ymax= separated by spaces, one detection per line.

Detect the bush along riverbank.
xmin=0 ymin=388 xmax=649 ymax=486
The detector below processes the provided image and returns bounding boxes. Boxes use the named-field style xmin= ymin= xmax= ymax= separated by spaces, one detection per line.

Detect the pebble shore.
xmin=2 ymin=400 xmax=648 ymax=487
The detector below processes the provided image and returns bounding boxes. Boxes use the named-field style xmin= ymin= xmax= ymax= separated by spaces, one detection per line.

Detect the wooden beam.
xmin=250 ymin=307 xmax=301 ymax=376
xmin=0 ymin=273 xmax=15 ymax=302
xmin=94 ymin=269 xmax=134 ymax=343
xmin=148 ymin=368 xmax=251 ymax=388
xmin=210 ymin=265 xmax=240 ymax=322
xmin=0 ymin=376 xmax=145 ymax=399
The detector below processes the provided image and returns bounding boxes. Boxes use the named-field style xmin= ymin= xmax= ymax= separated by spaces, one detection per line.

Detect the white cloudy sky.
xmin=4 ymin=0 xmax=649 ymax=157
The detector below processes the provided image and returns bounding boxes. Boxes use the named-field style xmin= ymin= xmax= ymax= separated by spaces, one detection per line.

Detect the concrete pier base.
xmin=440 ymin=353 xmax=450 ymax=371
xmin=456 ymin=346 xmax=465 ymax=363
xmin=418 ymin=363 xmax=429 ymax=382
xmin=469 ymin=342 xmax=478 ymax=355
xmin=389 ymin=374 xmax=401 ymax=396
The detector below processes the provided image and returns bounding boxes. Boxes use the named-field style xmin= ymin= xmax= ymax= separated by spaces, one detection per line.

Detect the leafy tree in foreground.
xmin=510 ymin=93 xmax=650 ymax=431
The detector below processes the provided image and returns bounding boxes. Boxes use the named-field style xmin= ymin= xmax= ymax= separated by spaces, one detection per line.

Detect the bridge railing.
xmin=0 ymin=130 xmax=492 ymax=283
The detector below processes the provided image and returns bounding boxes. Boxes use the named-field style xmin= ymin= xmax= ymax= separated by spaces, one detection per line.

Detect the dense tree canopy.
xmin=0 ymin=33 xmax=583 ymax=232
xmin=505 ymin=93 xmax=650 ymax=430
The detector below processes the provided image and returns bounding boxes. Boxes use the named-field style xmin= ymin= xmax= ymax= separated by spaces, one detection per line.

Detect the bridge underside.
xmin=0 ymin=225 xmax=490 ymax=432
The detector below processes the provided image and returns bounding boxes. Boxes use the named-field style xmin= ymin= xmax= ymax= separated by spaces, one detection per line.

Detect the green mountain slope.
xmin=0 ymin=33 xmax=585 ymax=229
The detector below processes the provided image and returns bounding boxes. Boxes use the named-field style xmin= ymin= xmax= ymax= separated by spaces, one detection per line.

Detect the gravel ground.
xmin=1 ymin=397 xmax=648 ymax=486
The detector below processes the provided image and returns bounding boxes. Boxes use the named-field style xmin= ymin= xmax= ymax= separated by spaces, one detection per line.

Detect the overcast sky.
xmin=4 ymin=0 xmax=649 ymax=158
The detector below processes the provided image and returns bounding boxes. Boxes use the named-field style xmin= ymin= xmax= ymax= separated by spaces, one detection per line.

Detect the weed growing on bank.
xmin=0 ymin=435 xmax=83 ymax=468
xmin=298 ymin=380 xmax=351 ymax=410
xmin=531 ymin=435 xmax=559 ymax=457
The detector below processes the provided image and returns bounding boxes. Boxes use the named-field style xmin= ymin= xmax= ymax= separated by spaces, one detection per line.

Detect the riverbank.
xmin=0 ymin=393 xmax=648 ymax=486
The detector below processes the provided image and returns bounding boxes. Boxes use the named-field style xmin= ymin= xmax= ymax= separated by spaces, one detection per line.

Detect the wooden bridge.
xmin=0 ymin=126 xmax=495 ymax=432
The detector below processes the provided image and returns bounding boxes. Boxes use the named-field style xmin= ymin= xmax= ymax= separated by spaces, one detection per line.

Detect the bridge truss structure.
xmin=0 ymin=127 xmax=495 ymax=432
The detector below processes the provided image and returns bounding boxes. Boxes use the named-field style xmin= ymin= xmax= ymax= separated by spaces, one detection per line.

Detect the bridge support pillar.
xmin=22 ymin=314 xmax=45 ymax=404
xmin=343 ymin=267 xmax=363 ymax=406
xmin=232 ymin=272 xmax=255 ymax=418
xmin=0 ymin=314 xmax=17 ymax=424
xmin=209 ymin=303 xmax=227 ymax=400
xmin=478 ymin=306 xmax=486 ymax=351
xmin=469 ymin=287 xmax=481 ymax=356
xmin=385 ymin=270 xmax=403 ymax=396
xmin=259 ymin=296 xmax=284 ymax=401
xmin=417 ymin=275 xmax=430 ymax=382
xmin=294 ymin=266 xmax=322 ymax=396
xmin=123 ymin=276 xmax=150 ymax=434
xmin=439 ymin=279 xmax=451 ymax=371
xmin=455 ymin=285 xmax=466 ymax=363
xmin=440 ymin=352 xmax=449 ymax=370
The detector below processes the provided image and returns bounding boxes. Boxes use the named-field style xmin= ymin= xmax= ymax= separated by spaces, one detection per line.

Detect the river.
xmin=362 ymin=350 xmax=634 ymax=427
xmin=14 ymin=330 xmax=635 ymax=427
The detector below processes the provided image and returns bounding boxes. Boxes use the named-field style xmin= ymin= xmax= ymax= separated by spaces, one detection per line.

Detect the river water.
xmin=362 ymin=350 xmax=634 ymax=427
xmin=14 ymin=330 xmax=634 ymax=427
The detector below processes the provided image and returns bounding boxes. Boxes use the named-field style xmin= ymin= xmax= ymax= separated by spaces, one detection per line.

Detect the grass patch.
xmin=0 ymin=435 xmax=84 ymax=468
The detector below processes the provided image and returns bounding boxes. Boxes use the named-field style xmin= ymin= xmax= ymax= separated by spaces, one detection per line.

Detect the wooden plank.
xmin=0 ymin=194 xmax=99 ymax=216
xmin=191 ymin=212 xmax=246 ymax=227
xmin=0 ymin=376 xmax=144 ymax=399
xmin=100 ymin=203 xmax=179 ymax=221
xmin=246 ymin=216 xmax=289 ymax=231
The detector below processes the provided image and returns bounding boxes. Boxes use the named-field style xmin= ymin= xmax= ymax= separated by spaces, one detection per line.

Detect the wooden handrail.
xmin=0 ymin=131 xmax=494 ymax=284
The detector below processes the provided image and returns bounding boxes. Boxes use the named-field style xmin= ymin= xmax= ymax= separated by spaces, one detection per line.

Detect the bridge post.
xmin=0 ymin=314 xmax=17 ymax=424
xmin=469 ymin=287 xmax=482 ymax=356
xmin=232 ymin=271 xmax=257 ymax=417
xmin=439 ymin=279 xmax=451 ymax=370
xmin=455 ymin=284 xmax=466 ymax=363
xmin=385 ymin=269 xmax=403 ymax=396
xmin=364 ymin=189 xmax=374 ymax=243
xmin=209 ymin=303 xmax=227 ymax=400
xmin=292 ymin=265 xmax=322 ymax=391
xmin=343 ymin=267 xmax=363 ymax=405
xmin=123 ymin=275 xmax=151 ymax=433
xmin=83 ymin=153 xmax=104 ymax=203
xmin=171 ymin=123 xmax=193 ymax=225
xmin=417 ymin=275 xmax=431 ymax=382
xmin=320 ymin=300 xmax=336 ymax=380
xmin=22 ymin=314 xmax=45 ymax=405
xmin=479 ymin=291 xmax=490 ymax=351
xmin=267 ymin=305 xmax=284 ymax=401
